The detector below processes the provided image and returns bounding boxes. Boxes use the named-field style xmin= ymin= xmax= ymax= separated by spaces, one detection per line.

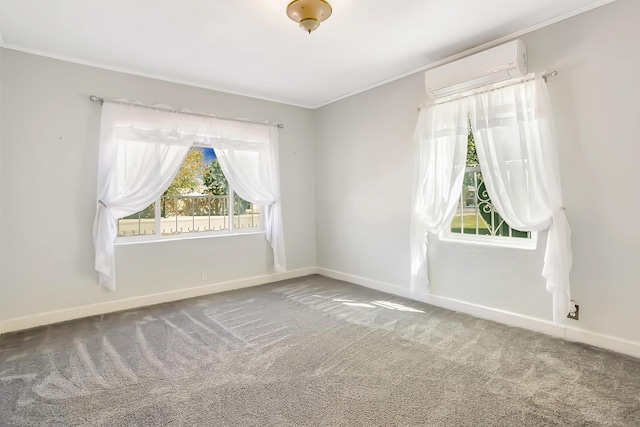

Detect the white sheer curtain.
xmin=469 ymin=78 xmax=572 ymax=323
xmin=93 ymin=101 xmax=285 ymax=290
xmin=94 ymin=102 xmax=193 ymax=290
xmin=210 ymin=126 xmax=286 ymax=272
xmin=410 ymin=100 xmax=470 ymax=294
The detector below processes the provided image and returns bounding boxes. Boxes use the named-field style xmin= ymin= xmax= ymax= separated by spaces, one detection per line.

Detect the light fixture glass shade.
xmin=286 ymin=0 xmax=332 ymax=34
xmin=299 ymin=18 xmax=320 ymax=33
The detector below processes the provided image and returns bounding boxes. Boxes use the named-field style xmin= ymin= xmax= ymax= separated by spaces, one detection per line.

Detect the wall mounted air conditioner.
xmin=425 ymin=39 xmax=527 ymax=99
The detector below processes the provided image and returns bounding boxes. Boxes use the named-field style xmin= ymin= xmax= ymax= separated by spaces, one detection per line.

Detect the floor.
xmin=1 ymin=275 xmax=639 ymax=426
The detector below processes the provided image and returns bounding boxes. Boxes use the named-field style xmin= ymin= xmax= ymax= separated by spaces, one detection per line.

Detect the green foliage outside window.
xmin=164 ymin=149 xmax=205 ymax=196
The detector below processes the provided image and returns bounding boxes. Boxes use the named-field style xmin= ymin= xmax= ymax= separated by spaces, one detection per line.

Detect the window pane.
xmin=117 ymin=202 xmax=155 ymax=236
xmin=160 ymin=195 xmax=182 ymax=235
xmin=448 ymin=125 xmax=530 ymax=242
xmin=207 ymin=195 xmax=230 ymax=232
xmin=234 ymin=194 xmax=261 ymax=230
xmin=202 ymin=149 xmax=230 ymax=232
xmin=450 ymin=169 xmax=529 ymax=239
xmin=160 ymin=194 xmax=229 ymax=235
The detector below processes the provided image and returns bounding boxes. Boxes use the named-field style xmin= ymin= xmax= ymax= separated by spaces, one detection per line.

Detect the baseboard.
xmin=0 ymin=267 xmax=316 ymax=335
xmin=564 ymin=326 xmax=640 ymax=360
xmin=3 ymin=266 xmax=639 ymax=360
xmin=317 ymin=267 xmax=416 ymax=300
xmin=315 ymin=267 xmax=640 ymax=360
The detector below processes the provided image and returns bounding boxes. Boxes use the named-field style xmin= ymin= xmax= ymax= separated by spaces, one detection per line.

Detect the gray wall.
xmin=315 ymin=0 xmax=640 ymax=343
xmin=0 ymin=50 xmax=316 ymax=321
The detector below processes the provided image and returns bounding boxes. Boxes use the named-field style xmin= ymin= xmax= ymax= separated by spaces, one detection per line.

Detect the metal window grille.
xmin=117 ymin=193 xmax=262 ymax=238
xmin=450 ymin=167 xmax=530 ymax=239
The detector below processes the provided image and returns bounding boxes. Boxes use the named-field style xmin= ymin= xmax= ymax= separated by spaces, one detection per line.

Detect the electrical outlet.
xmin=567 ymin=303 xmax=579 ymax=320
xmin=201 ymin=270 xmax=208 ymax=281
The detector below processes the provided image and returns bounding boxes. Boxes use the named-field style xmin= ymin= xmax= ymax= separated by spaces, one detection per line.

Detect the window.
xmin=441 ymin=124 xmax=536 ymax=248
xmin=95 ymin=100 xmax=285 ymax=289
xmin=117 ymin=147 xmax=262 ymax=240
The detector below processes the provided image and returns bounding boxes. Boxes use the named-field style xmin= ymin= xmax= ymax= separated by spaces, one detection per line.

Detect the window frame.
xmin=115 ymin=146 xmax=265 ymax=245
xmin=440 ymin=131 xmax=538 ymax=250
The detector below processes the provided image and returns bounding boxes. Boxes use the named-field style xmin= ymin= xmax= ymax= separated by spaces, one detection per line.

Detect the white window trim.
xmin=439 ymin=228 xmax=538 ymax=250
xmin=115 ymin=229 xmax=266 ymax=246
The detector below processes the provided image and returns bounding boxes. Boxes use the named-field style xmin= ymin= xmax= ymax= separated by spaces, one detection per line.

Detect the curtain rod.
xmin=89 ymin=96 xmax=284 ymax=129
xmin=417 ymin=71 xmax=558 ymax=111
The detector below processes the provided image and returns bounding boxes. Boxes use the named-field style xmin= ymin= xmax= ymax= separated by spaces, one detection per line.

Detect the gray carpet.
xmin=1 ymin=275 xmax=639 ymax=426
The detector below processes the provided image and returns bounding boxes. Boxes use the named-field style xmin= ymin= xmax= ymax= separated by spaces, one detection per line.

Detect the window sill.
xmin=115 ymin=229 xmax=266 ymax=246
xmin=438 ymin=232 xmax=538 ymax=250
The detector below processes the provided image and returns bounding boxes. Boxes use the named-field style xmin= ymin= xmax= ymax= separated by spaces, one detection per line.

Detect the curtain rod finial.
xmin=90 ymin=95 xmax=104 ymax=104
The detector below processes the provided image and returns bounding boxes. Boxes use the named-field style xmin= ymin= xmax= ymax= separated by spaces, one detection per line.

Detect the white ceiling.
xmin=0 ymin=0 xmax=615 ymax=109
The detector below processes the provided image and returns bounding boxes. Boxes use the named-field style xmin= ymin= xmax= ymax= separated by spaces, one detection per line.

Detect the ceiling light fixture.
xmin=286 ymin=0 xmax=332 ymax=34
